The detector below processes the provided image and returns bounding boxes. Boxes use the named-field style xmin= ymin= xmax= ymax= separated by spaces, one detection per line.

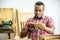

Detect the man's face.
xmin=34 ymin=5 xmax=44 ymax=18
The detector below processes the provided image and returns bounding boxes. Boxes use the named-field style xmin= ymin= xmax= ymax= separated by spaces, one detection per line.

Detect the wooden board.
xmin=0 ymin=8 xmax=13 ymax=21
xmin=39 ymin=34 xmax=60 ymax=40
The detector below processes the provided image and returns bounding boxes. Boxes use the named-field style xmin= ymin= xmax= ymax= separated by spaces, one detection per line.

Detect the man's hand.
xmin=20 ymin=28 xmax=28 ymax=38
xmin=34 ymin=23 xmax=45 ymax=30
xmin=29 ymin=24 xmax=35 ymax=30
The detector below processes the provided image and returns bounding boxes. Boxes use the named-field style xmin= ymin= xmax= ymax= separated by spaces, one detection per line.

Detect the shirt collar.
xmin=42 ymin=15 xmax=44 ymax=19
xmin=34 ymin=15 xmax=44 ymax=20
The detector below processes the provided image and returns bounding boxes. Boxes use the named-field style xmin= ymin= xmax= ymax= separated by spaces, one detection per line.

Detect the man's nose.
xmin=37 ymin=11 xmax=39 ymax=14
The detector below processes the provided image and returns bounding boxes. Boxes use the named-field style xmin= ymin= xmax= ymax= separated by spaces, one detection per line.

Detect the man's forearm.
xmin=44 ymin=26 xmax=54 ymax=34
xmin=20 ymin=28 xmax=28 ymax=38
xmin=36 ymin=23 xmax=54 ymax=34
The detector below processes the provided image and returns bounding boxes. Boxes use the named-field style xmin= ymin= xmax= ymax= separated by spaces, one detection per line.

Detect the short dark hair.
xmin=35 ymin=1 xmax=45 ymax=7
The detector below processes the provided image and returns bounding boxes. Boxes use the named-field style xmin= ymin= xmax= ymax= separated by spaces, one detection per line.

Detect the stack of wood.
xmin=39 ymin=34 xmax=60 ymax=40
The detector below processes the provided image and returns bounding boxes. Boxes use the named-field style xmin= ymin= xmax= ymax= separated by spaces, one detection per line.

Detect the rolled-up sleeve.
xmin=47 ymin=17 xmax=55 ymax=28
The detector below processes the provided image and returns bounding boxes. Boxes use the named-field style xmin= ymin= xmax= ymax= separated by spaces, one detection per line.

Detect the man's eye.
xmin=35 ymin=10 xmax=38 ymax=11
xmin=39 ymin=10 xmax=41 ymax=12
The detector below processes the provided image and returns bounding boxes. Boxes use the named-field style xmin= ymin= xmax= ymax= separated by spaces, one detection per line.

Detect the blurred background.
xmin=0 ymin=0 xmax=60 ymax=34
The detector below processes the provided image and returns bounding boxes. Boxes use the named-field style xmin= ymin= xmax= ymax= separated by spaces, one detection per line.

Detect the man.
xmin=20 ymin=1 xmax=55 ymax=40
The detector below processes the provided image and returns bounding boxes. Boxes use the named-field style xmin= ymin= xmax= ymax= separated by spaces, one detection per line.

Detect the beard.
xmin=34 ymin=15 xmax=42 ymax=19
xmin=35 ymin=15 xmax=42 ymax=18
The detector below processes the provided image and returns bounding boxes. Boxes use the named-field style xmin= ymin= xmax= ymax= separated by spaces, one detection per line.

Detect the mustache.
xmin=34 ymin=16 xmax=42 ymax=19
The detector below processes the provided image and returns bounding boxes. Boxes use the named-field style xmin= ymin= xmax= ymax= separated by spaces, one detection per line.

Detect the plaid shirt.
xmin=24 ymin=15 xmax=54 ymax=40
